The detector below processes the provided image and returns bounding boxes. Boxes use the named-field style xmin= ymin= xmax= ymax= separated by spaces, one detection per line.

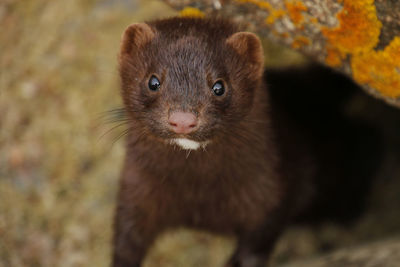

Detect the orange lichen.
xmin=352 ymin=37 xmax=400 ymax=97
xmin=179 ymin=7 xmax=205 ymax=18
xmin=280 ymin=32 xmax=290 ymax=38
xmin=320 ymin=0 xmax=400 ymax=97
xmin=325 ymin=46 xmax=346 ymax=67
xmin=291 ymin=36 xmax=311 ymax=49
xmin=321 ymin=0 xmax=381 ymax=56
xmin=239 ymin=0 xmax=309 ymax=28
xmin=236 ymin=0 xmax=397 ymax=97
xmin=285 ymin=0 xmax=307 ymax=25
xmin=265 ymin=9 xmax=286 ymax=24
xmin=238 ymin=0 xmax=290 ymax=26
xmin=385 ymin=37 xmax=400 ymax=63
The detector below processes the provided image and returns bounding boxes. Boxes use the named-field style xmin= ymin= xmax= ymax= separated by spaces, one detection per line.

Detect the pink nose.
xmin=168 ymin=112 xmax=198 ymax=134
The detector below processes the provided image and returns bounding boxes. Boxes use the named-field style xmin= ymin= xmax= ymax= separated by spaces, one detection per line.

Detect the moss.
xmin=179 ymin=7 xmax=205 ymax=18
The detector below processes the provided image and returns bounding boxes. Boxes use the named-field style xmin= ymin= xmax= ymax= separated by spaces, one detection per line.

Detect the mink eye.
xmin=148 ymin=76 xmax=161 ymax=91
xmin=212 ymin=81 xmax=225 ymax=96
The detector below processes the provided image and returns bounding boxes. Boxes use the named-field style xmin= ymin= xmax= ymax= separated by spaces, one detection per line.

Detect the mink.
xmin=112 ymin=17 xmax=380 ymax=267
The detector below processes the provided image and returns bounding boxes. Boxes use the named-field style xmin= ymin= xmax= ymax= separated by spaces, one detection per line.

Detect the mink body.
xmin=113 ymin=17 xmax=379 ymax=267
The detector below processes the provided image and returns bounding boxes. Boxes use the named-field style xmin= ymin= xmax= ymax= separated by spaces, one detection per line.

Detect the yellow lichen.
xmin=236 ymin=0 xmax=398 ymax=97
xmin=291 ymin=36 xmax=311 ymax=49
xmin=265 ymin=9 xmax=286 ymax=24
xmin=352 ymin=37 xmax=400 ymax=97
xmin=179 ymin=7 xmax=205 ymax=18
xmin=325 ymin=46 xmax=346 ymax=67
xmin=239 ymin=0 xmax=309 ymax=28
xmin=385 ymin=37 xmax=400 ymax=63
xmin=280 ymin=32 xmax=290 ymax=38
xmin=321 ymin=0 xmax=381 ymax=56
xmin=285 ymin=0 xmax=307 ymax=25
xmin=320 ymin=0 xmax=400 ymax=97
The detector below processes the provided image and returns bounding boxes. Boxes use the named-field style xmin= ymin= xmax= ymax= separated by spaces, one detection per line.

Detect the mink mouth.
xmin=147 ymin=124 xmax=214 ymax=142
xmin=167 ymin=138 xmax=210 ymax=150
xmin=134 ymin=117 xmax=216 ymax=150
xmin=166 ymin=133 xmax=212 ymax=150
xmin=150 ymin=130 xmax=213 ymax=150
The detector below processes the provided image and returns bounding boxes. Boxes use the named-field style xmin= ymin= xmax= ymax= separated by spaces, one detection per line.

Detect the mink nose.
xmin=168 ymin=112 xmax=198 ymax=134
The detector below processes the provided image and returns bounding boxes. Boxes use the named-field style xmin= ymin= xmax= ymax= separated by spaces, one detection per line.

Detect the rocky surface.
xmin=164 ymin=0 xmax=400 ymax=108
xmin=281 ymin=238 xmax=400 ymax=267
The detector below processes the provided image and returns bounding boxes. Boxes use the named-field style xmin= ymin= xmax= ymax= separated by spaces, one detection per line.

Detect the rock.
xmin=163 ymin=0 xmax=400 ymax=108
xmin=280 ymin=238 xmax=400 ymax=267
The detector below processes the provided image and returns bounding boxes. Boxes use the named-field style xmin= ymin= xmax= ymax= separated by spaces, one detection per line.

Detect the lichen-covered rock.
xmin=281 ymin=239 xmax=400 ymax=267
xmin=163 ymin=0 xmax=400 ymax=107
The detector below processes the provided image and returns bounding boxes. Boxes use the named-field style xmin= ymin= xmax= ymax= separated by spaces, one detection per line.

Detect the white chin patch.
xmin=170 ymin=138 xmax=208 ymax=150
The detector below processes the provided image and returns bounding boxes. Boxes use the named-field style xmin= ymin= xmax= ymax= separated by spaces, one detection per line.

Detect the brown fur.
xmin=112 ymin=17 xmax=380 ymax=267
xmin=120 ymin=23 xmax=155 ymax=56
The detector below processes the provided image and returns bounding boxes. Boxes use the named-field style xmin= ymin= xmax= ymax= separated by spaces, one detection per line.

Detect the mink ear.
xmin=120 ymin=23 xmax=155 ymax=56
xmin=226 ymin=32 xmax=264 ymax=76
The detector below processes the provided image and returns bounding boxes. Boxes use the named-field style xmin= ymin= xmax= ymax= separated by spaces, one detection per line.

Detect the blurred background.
xmin=1 ymin=1 xmax=400 ymax=267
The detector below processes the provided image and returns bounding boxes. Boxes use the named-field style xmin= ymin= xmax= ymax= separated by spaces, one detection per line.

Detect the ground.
xmin=1 ymin=1 xmax=400 ymax=266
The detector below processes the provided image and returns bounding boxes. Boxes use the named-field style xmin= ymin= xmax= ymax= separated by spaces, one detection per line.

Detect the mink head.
xmin=119 ymin=17 xmax=264 ymax=150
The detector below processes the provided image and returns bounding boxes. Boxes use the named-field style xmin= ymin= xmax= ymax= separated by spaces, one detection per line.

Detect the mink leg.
xmin=225 ymin=235 xmax=279 ymax=267
xmin=112 ymin=230 xmax=148 ymax=267
xmin=225 ymin=211 xmax=287 ymax=267
xmin=111 ymin=202 xmax=159 ymax=267
xmin=112 ymin=211 xmax=152 ymax=267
